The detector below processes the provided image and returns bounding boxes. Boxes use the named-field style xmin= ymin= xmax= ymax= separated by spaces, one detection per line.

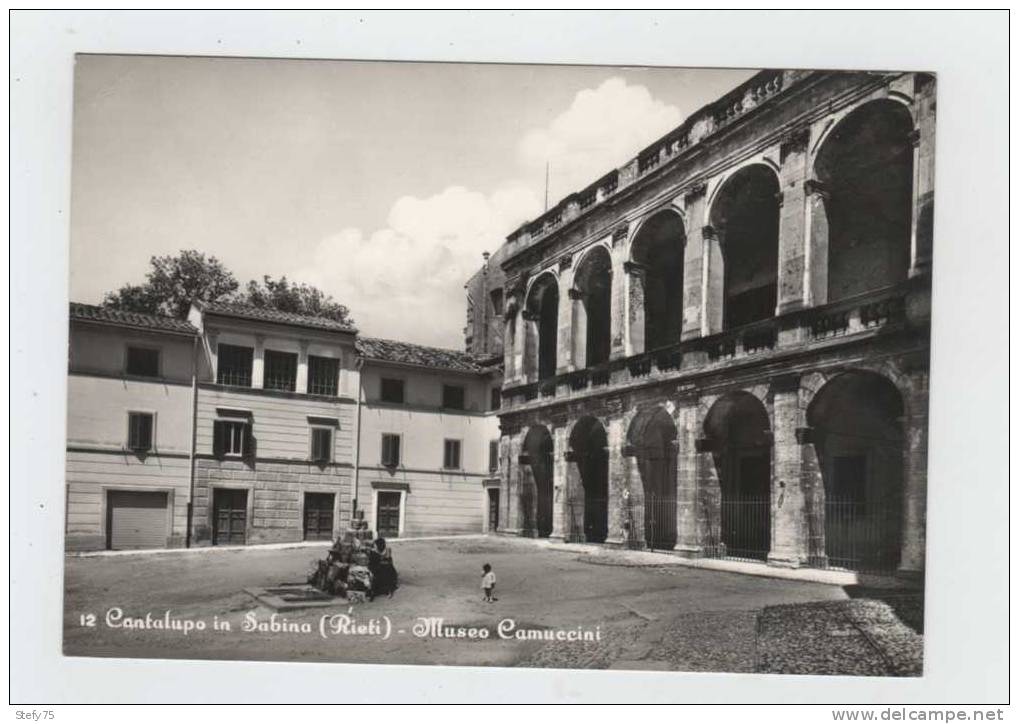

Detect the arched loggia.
xmin=522 ymin=274 xmax=560 ymax=381
xmin=521 ymin=425 xmax=554 ymax=538
xmin=626 ymin=406 xmax=678 ymax=549
xmin=815 ymin=100 xmax=914 ymax=302
xmin=568 ymin=416 xmax=609 ymax=543
xmin=571 ymin=247 xmax=613 ymax=369
xmin=629 ymin=211 xmax=686 ymax=353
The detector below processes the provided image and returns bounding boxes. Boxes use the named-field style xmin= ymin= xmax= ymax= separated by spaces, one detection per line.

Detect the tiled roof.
xmin=356 ymin=337 xmax=483 ymax=373
xmin=198 ymin=300 xmax=358 ymax=333
xmin=69 ymin=303 xmax=197 ymax=335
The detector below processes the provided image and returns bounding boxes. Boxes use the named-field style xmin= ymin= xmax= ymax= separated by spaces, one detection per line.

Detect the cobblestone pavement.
xmin=64 ymin=536 xmax=919 ymax=674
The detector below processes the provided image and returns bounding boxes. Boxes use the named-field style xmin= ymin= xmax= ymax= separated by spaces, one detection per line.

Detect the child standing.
xmin=481 ymin=563 xmax=497 ymax=603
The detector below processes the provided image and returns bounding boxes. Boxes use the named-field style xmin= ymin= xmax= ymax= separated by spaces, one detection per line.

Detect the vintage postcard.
xmin=62 ymin=55 xmax=933 ymax=676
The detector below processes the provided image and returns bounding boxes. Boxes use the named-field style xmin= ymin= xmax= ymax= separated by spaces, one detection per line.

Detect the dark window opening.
xmin=442 ymin=384 xmax=465 ymax=410
xmin=213 ymin=419 xmax=252 ymax=458
xmin=127 ymin=412 xmax=154 ymax=452
xmin=308 ymin=356 xmax=339 ymax=396
xmin=488 ymin=440 xmax=499 ymax=473
xmin=380 ymin=378 xmax=405 ymax=404
xmin=126 ymin=347 xmax=160 ymax=377
xmin=264 ymin=349 xmax=298 ymax=392
xmin=490 ymin=386 xmax=501 ymax=410
xmin=310 ymin=427 xmax=332 ymax=463
xmin=381 ymin=433 xmax=401 ymax=468
xmin=217 ymin=344 xmax=253 ymax=387
xmin=489 ymin=288 xmax=504 ymax=316
xmin=443 ymin=439 xmax=462 ymax=470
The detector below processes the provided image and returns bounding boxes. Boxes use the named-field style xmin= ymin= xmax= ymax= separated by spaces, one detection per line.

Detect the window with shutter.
xmin=310 ymin=427 xmax=332 ymax=463
xmin=443 ymin=439 xmax=462 ymax=470
xmin=381 ymin=434 xmax=401 ymax=467
xmin=127 ymin=412 xmax=154 ymax=452
xmin=489 ymin=440 xmax=499 ymax=472
xmin=215 ymin=420 xmax=250 ymax=457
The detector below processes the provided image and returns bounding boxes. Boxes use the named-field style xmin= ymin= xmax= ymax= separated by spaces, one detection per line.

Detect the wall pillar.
xmin=776 ymin=130 xmax=811 ymax=313
xmin=899 ymin=368 xmax=929 ymax=575
xmin=624 ymin=262 xmax=647 ymax=356
xmin=702 ymin=226 xmax=724 ymax=335
xmin=296 ymin=339 xmax=309 ymax=394
xmin=768 ymin=376 xmax=809 ymax=568
xmin=569 ymin=288 xmax=587 ymax=370
xmin=521 ymin=311 xmax=538 ymax=384
xmin=803 ymin=179 xmax=830 ymax=307
xmin=608 ymin=227 xmax=628 ymax=360
xmin=681 ymin=186 xmax=706 ymax=340
xmin=556 ymin=262 xmax=575 ymax=374
xmin=252 ymin=334 xmax=265 ymax=389
xmin=604 ymin=415 xmax=628 ymax=546
xmin=502 ymin=429 xmax=524 ymax=535
xmin=674 ymin=393 xmax=703 ymax=556
xmin=550 ymin=423 xmax=570 ymax=542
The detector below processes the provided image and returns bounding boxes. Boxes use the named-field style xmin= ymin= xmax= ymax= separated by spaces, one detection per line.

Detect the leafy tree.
xmin=240 ymin=275 xmax=354 ymax=325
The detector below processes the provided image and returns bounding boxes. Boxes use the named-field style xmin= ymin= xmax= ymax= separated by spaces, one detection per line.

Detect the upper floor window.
xmin=380 ymin=378 xmax=405 ymax=404
xmin=308 ymin=355 xmax=339 ymax=396
xmin=126 ymin=346 xmax=160 ymax=378
xmin=213 ymin=419 xmax=251 ymax=458
xmin=264 ymin=350 xmax=298 ymax=392
xmin=443 ymin=439 xmax=462 ymax=470
xmin=490 ymin=386 xmax=501 ymax=411
xmin=381 ymin=433 xmax=401 ymax=468
xmin=310 ymin=426 xmax=333 ymax=463
xmin=488 ymin=440 xmax=499 ymax=473
xmin=489 ymin=289 xmax=504 ymax=316
xmin=442 ymin=384 xmax=465 ymax=410
xmin=217 ymin=344 xmax=253 ymax=387
xmin=127 ymin=412 xmax=154 ymax=452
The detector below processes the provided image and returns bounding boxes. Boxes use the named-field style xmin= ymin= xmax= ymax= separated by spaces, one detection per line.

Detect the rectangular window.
xmin=380 ymin=378 xmax=405 ymax=404
xmin=488 ymin=440 xmax=499 ymax=473
xmin=490 ymin=386 xmax=501 ymax=410
xmin=217 ymin=344 xmax=253 ymax=387
xmin=264 ymin=349 xmax=298 ymax=392
xmin=310 ymin=427 xmax=333 ymax=463
xmin=127 ymin=412 xmax=154 ymax=452
xmin=381 ymin=434 xmax=401 ymax=468
xmin=489 ymin=288 xmax=504 ymax=316
xmin=442 ymin=384 xmax=465 ymax=410
xmin=126 ymin=346 xmax=160 ymax=377
xmin=307 ymin=355 xmax=339 ymax=396
xmin=214 ymin=419 xmax=251 ymax=458
xmin=443 ymin=439 xmax=462 ymax=470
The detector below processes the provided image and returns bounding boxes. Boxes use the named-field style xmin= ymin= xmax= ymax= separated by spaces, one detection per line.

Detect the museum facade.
xmin=485 ymin=69 xmax=934 ymax=575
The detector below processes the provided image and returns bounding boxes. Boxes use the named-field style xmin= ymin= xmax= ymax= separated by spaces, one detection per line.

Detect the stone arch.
xmin=627 ymin=209 xmax=687 ymax=354
xmin=703 ymin=391 xmax=773 ymax=560
xmin=571 ymin=245 xmax=613 ymax=369
xmin=523 ymin=272 xmax=560 ymax=382
xmin=567 ymin=415 xmax=609 ymax=543
xmin=707 ymin=163 xmax=782 ymax=330
xmin=626 ymin=405 xmax=678 ymax=549
xmin=814 ymin=99 xmax=914 ymax=302
xmin=806 ymin=369 xmax=904 ymax=571
xmin=521 ymin=425 xmax=554 ymax=538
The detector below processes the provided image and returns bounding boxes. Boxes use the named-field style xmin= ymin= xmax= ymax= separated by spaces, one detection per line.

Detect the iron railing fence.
xmin=564 ymin=497 xmax=609 ymax=544
xmin=703 ymin=497 xmax=772 ymax=563
xmin=619 ymin=495 xmax=677 ymax=552
xmin=811 ymin=498 xmax=902 ymax=575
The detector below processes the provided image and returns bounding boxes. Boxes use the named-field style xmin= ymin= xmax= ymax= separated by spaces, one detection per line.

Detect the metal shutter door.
xmin=107 ymin=491 xmax=169 ymax=550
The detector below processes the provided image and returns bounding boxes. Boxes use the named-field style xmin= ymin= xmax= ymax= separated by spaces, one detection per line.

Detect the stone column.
xmin=569 ymin=288 xmax=587 ymax=371
xmin=776 ymin=129 xmax=811 ymax=314
xmin=674 ymin=391 xmax=703 ymax=556
xmin=681 ymin=185 xmax=707 ymax=340
xmin=604 ymin=415 xmax=628 ymax=546
xmin=803 ymin=179 xmax=831 ymax=307
xmin=702 ymin=226 xmax=724 ymax=335
xmin=502 ymin=312 xmax=517 ymax=384
xmin=550 ymin=422 xmax=570 ymax=542
xmin=521 ymin=310 xmax=539 ymax=384
xmin=899 ymin=368 xmax=929 ymax=575
xmin=296 ymin=340 xmax=309 ymax=394
xmin=909 ymin=74 xmax=936 ymax=277
xmin=252 ymin=334 xmax=265 ymax=389
xmin=768 ymin=375 xmax=809 ymax=568
xmin=609 ymin=225 xmax=628 ymax=360
xmin=502 ymin=429 xmax=524 ymax=535
xmin=624 ymin=261 xmax=647 ymax=356
xmin=556 ymin=258 xmax=575 ymax=374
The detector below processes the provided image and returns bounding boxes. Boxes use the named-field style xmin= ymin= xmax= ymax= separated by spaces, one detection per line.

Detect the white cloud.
xmin=519 ymin=77 xmax=684 ymax=200
xmin=294 ymin=185 xmax=541 ymax=347
xmin=295 ymin=78 xmax=682 ymax=349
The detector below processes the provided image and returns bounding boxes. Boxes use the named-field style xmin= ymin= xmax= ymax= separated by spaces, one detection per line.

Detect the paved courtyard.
xmin=63 ymin=536 xmax=921 ymax=673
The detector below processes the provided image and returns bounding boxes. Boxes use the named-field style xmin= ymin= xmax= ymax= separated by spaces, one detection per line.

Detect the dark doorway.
xmin=487 ymin=488 xmax=500 ymax=532
xmin=212 ymin=488 xmax=247 ymax=545
xmin=376 ymin=491 xmax=402 ymax=538
xmin=709 ymin=165 xmax=781 ymax=329
xmin=704 ymin=392 xmax=772 ymax=561
xmin=815 ymin=100 xmax=914 ymax=302
xmin=627 ymin=407 xmax=678 ymax=550
xmin=569 ymin=416 xmax=609 ymax=543
xmin=808 ymin=371 xmax=904 ymax=572
xmin=523 ymin=425 xmax=554 ymax=538
xmin=303 ymin=492 xmax=335 ymax=541
xmin=630 ymin=211 xmax=686 ymax=351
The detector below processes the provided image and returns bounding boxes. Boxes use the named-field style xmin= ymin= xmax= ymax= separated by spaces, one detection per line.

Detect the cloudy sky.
xmin=70 ymin=55 xmax=754 ymax=348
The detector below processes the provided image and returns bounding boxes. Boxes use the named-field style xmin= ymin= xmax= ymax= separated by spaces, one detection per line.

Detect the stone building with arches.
xmin=486 ymin=69 xmax=934 ymax=575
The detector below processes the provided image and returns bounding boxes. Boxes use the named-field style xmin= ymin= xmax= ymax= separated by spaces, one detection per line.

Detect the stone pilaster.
xmin=768 ymin=375 xmax=809 ymax=567
xmin=604 ymin=415 xmax=628 ymax=546
xmin=550 ymin=423 xmax=570 ymax=542
xmin=803 ymin=178 xmax=830 ymax=307
xmin=702 ymin=225 xmax=725 ymax=335
xmin=624 ymin=261 xmax=647 ymax=356
xmin=568 ymin=287 xmax=587 ymax=371
xmin=296 ymin=339 xmax=309 ymax=394
xmin=909 ymin=73 xmax=936 ymax=277
xmin=556 ymin=263 xmax=575 ymax=374
xmin=252 ymin=334 xmax=266 ymax=389
xmin=776 ymin=128 xmax=811 ymax=314
xmin=673 ymin=391 xmax=703 ymax=556
xmin=899 ymin=368 xmax=929 ymax=575
xmin=502 ymin=429 xmax=524 ymax=535
xmin=681 ymin=184 xmax=707 ymax=340
xmin=609 ymin=226 xmax=628 ymax=360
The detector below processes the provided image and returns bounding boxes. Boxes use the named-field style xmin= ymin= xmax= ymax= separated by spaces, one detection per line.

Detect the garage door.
xmin=106 ymin=490 xmax=169 ymax=550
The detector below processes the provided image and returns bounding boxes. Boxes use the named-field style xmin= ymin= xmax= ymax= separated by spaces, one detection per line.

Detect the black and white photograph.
xmin=9 ymin=9 xmax=1011 ymax=709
